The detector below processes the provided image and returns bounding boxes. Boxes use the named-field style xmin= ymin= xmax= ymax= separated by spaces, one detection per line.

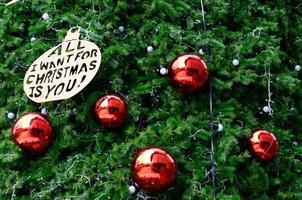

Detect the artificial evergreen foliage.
xmin=0 ymin=0 xmax=302 ymax=199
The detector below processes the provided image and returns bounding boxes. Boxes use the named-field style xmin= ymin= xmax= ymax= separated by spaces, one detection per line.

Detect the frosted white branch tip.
xmin=217 ymin=124 xmax=224 ymax=132
xmin=31 ymin=36 xmax=37 ymax=42
xmin=5 ymin=0 xmax=19 ymax=6
xmin=199 ymin=48 xmax=205 ymax=55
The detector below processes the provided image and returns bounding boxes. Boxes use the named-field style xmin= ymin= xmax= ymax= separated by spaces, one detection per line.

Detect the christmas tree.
xmin=0 ymin=0 xmax=302 ymax=199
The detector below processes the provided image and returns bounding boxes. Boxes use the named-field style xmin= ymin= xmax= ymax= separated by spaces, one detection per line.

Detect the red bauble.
xmin=12 ymin=112 xmax=53 ymax=155
xmin=131 ymin=147 xmax=177 ymax=193
xmin=168 ymin=54 xmax=208 ymax=94
xmin=94 ymin=94 xmax=127 ymax=129
xmin=249 ymin=130 xmax=279 ymax=162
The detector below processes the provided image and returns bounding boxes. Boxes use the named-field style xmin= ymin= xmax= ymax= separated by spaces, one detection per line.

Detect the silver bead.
xmin=128 ymin=185 xmax=136 ymax=194
xmin=134 ymin=116 xmax=140 ymax=122
xmin=232 ymin=59 xmax=240 ymax=66
xmin=41 ymin=107 xmax=48 ymax=115
xmin=42 ymin=13 xmax=49 ymax=20
xmin=7 ymin=112 xmax=15 ymax=120
xmin=295 ymin=65 xmax=301 ymax=72
xmin=147 ymin=46 xmax=154 ymax=52
xmin=262 ymin=106 xmax=271 ymax=113
xmin=118 ymin=26 xmax=125 ymax=32
xmin=160 ymin=67 xmax=167 ymax=75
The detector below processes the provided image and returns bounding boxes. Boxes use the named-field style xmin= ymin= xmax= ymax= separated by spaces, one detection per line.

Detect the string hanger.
xmin=200 ymin=0 xmax=207 ymax=32
xmin=200 ymin=0 xmax=217 ymax=199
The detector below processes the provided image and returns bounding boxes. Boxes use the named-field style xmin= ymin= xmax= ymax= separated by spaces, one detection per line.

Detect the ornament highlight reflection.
xmin=131 ymin=147 xmax=177 ymax=192
xmin=94 ymin=94 xmax=127 ymax=129
xmin=12 ymin=112 xmax=53 ymax=154
xmin=168 ymin=54 xmax=208 ymax=94
xmin=249 ymin=130 xmax=278 ymax=162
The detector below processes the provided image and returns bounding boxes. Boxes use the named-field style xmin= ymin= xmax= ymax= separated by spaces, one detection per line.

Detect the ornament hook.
xmin=63 ymin=26 xmax=81 ymax=42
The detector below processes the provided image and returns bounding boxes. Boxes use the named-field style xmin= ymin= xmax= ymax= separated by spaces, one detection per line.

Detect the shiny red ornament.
xmin=131 ymin=147 xmax=177 ymax=193
xmin=94 ymin=94 xmax=127 ymax=129
xmin=249 ymin=130 xmax=279 ymax=162
xmin=12 ymin=112 xmax=53 ymax=155
xmin=168 ymin=54 xmax=208 ymax=94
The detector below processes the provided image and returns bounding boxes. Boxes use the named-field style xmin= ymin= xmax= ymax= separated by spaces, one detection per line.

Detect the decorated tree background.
xmin=0 ymin=0 xmax=302 ymax=199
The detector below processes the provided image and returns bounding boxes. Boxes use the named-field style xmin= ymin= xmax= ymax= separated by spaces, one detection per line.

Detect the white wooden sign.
xmin=24 ymin=27 xmax=101 ymax=103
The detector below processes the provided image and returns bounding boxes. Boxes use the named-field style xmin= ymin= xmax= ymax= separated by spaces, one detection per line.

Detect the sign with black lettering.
xmin=24 ymin=27 xmax=101 ymax=103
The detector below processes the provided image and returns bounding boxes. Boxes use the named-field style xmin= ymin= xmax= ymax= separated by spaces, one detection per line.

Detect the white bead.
xmin=199 ymin=48 xmax=205 ymax=55
xmin=41 ymin=107 xmax=48 ymax=115
xmin=134 ymin=116 xmax=140 ymax=122
xmin=262 ymin=106 xmax=271 ymax=113
xmin=293 ymin=141 xmax=298 ymax=146
xmin=295 ymin=65 xmax=301 ymax=72
xmin=232 ymin=59 xmax=239 ymax=66
xmin=118 ymin=26 xmax=125 ymax=32
xmin=217 ymin=124 xmax=224 ymax=132
xmin=42 ymin=13 xmax=49 ymax=20
xmin=147 ymin=46 xmax=154 ymax=52
xmin=128 ymin=185 xmax=136 ymax=194
xmin=7 ymin=112 xmax=15 ymax=120
xmin=31 ymin=36 xmax=37 ymax=42
xmin=160 ymin=67 xmax=167 ymax=75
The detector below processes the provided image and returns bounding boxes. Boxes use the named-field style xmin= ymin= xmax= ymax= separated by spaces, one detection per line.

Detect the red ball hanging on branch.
xmin=131 ymin=147 xmax=177 ymax=193
xmin=249 ymin=130 xmax=279 ymax=162
xmin=94 ymin=94 xmax=127 ymax=129
xmin=168 ymin=54 xmax=208 ymax=94
xmin=12 ymin=112 xmax=53 ymax=155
